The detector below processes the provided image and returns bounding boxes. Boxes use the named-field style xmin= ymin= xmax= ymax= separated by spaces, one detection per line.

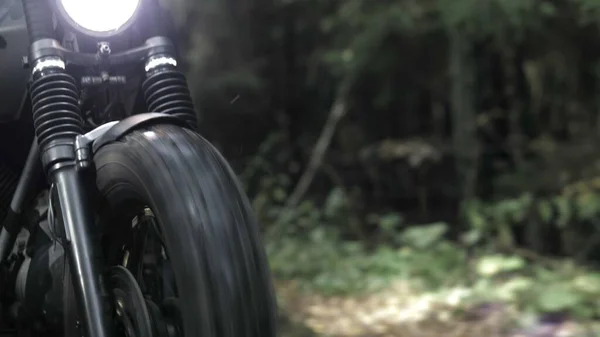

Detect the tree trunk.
xmin=449 ymin=28 xmax=479 ymax=204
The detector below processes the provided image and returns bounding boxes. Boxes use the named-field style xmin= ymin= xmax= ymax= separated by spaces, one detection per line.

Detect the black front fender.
xmin=92 ymin=113 xmax=192 ymax=153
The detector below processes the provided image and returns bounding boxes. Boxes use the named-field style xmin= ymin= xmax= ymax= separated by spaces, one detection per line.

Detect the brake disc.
xmin=145 ymin=299 xmax=171 ymax=337
xmin=108 ymin=266 xmax=153 ymax=337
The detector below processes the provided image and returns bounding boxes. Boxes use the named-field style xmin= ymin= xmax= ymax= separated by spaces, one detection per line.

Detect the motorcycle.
xmin=0 ymin=0 xmax=277 ymax=336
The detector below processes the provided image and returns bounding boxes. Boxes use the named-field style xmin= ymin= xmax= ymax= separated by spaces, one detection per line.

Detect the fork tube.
xmin=53 ymin=164 xmax=109 ymax=337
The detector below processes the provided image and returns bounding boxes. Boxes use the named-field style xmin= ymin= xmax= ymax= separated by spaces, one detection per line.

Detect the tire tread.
xmin=94 ymin=124 xmax=277 ymax=337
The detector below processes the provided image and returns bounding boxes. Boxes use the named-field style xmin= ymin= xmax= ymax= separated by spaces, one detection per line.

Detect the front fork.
xmin=0 ymin=1 xmax=196 ymax=335
xmin=52 ymin=163 xmax=109 ymax=337
xmin=0 ymin=137 xmax=113 ymax=337
xmin=0 ymin=125 xmax=121 ymax=337
xmin=0 ymin=36 xmax=192 ymax=337
xmin=18 ymin=57 xmax=184 ymax=337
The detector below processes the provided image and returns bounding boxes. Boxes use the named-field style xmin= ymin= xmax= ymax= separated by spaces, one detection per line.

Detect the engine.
xmin=3 ymin=190 xmax=68 ymax=333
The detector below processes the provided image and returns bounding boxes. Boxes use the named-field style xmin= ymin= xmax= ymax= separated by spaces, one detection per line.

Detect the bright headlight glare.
xmin=60 ymin=0 xmax=140 ymax=33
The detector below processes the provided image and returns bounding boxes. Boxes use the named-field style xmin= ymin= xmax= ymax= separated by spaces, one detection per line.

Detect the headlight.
xmin=59 ymin=0 xmax=140 ymax=34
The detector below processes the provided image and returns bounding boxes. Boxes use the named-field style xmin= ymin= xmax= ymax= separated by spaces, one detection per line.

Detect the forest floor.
xmin=266 ymin=225 xmax=600 ymax=337
xmin=275 ymin=279 xmax=600 ymax=337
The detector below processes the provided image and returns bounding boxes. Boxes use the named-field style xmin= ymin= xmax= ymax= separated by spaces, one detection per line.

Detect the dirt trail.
xmin=276 ymin=281 xmax=592 ymax=337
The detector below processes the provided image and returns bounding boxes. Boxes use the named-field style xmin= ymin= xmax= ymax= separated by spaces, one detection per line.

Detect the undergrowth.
xmin=267 ymin=221 xmax=600 ymax=321
xmin=245 ymin=133 xmax=600 ymax=322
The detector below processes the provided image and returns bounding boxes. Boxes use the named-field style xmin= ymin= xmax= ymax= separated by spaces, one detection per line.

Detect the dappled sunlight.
xmin=277 ymin=280 xmax=595 ymax=337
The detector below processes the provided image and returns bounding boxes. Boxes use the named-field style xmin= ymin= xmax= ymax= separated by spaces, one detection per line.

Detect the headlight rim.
xmin=55 ymin=0 xmax=142 ymax=38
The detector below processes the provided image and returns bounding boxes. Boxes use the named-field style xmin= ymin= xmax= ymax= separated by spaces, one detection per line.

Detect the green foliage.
xmin=317 ymin=0 xmax=562 ymax=89
xmin=267 ymin=223 xmax=465 ymax=296
xmin=248 ymin=131 xmax=600 ymax=320
xmin=578 ymin=0 xmax=600 ymax=25
xmin=372 ymin=212 xmax=404 ymax=243
xmin=476 ymin=255 xmax=526 ymax=276
xmin=323 ymin=187 xmax=345 ymax=218
xmin=269 ymin=226 xmax=600 ymax=319
xmin=471 ymin=257 xmax=600 ymax=319
xmin=401 ymin=222 xmax=448 ymax=249
xmin=202 ymin=0 xmax=600 ymax=325
xmin=437 ymin=0 xmax=554 ymax=39
xmin=459 ymin=190 xmax=600 ymax=255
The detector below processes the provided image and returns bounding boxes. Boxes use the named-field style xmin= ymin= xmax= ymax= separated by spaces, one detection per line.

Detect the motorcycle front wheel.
xmin=92 ymin=124 xmax=277 ymax=337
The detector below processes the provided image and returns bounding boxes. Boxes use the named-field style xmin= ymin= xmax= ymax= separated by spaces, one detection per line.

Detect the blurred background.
xmin=169 ymin=0 xmax=600 ymax=336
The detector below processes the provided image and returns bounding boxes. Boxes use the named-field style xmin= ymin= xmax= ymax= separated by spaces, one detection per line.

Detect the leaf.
xmin=536 ymin=283 xmax=582 ymax=312
xmin=437 ymin=0 xmax=478 ymax=28
xmin=461 ymin=229 xmax=482 ymax=246
xmin=573 ymin=273 xmax=600 ymax=294
xmin=378 ymin=213 xmax=403 ymax=232
xmin=273 ymin=188 xmax=287 ymax=202
xmin=576 ymin=193 xmax=600 ymax=220
xmin=463 ymin=200 xmax=488 ymax=231
xmin=538 ymin=200 xmax=553 ymax=223
xmin=309 ymin=228 xmax=327 ymax=243
xmin=540 ymin=2 xmax=557 ymax=16
xmin=496 ymin=277 xmax=535 ymax=301
xmin=402 ymin=222 xmax=448 ymax=249
xmin=555 ymin=196 xmax=572 ymax=228
xmin=476 ymin=255 xmax=526 ymax=277
xmin=498 ymin=223 xmax=515 ymax=248
xmin=324 ymin=187 xmax=346 ymax=217
xmin=299 ymin=200 xmax=316 ymax=214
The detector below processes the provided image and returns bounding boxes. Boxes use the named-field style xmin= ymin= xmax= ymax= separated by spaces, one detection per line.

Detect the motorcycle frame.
xmin=0 ymin=3 xmax=189 ymax=337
